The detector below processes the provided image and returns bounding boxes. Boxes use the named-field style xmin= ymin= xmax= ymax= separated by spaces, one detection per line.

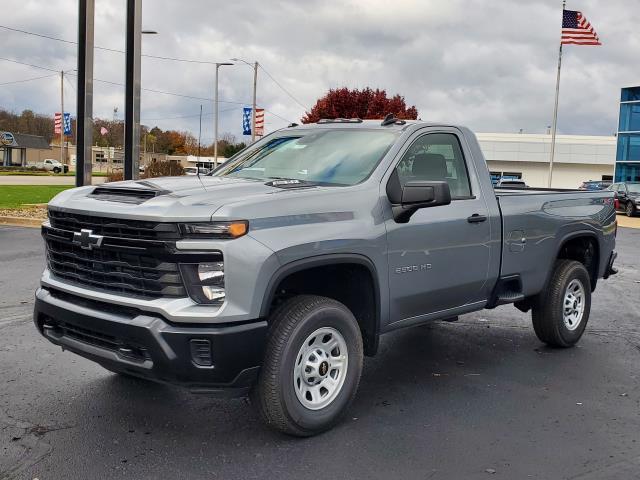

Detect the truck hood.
xmin=47 ymin=175 xmax=347 ymax=222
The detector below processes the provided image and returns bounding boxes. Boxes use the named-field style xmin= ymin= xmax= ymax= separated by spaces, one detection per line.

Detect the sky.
xmin=1 ymin=0 xmax=638 ymax=143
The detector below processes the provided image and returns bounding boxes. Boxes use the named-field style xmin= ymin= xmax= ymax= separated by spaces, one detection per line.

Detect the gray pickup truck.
xmin=35 ymin=117 xmax=618 ymax=436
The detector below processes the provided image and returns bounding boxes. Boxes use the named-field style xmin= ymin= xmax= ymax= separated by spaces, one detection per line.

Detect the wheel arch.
xmin=553 ymin=230 xmax=601 ymax=291
xmin=260 ymin=254 xmax=381 ymax=356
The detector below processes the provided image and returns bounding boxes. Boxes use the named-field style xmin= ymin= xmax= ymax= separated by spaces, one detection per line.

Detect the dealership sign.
xmin=0 ymin=132 xmax=16 ymax=147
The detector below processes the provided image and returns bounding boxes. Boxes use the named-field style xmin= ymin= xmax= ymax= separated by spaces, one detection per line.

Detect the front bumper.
xmin=34 ymin=287 xmax=267 ymax=396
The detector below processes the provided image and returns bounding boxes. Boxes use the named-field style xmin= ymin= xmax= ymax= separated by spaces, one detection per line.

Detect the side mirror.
xmin=387 ymin=171 xmax=451 ymax=223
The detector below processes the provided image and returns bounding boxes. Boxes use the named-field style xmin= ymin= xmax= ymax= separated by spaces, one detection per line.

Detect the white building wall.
xmin=476 ymin=133 xmax=616 ymax=188
xmin=485 ymin=160 xmax=613 ymax=189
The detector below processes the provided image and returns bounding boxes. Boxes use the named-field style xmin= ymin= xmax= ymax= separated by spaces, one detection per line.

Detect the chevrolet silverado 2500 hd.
xmin=34 ymin=117 xmax=617 ymax=436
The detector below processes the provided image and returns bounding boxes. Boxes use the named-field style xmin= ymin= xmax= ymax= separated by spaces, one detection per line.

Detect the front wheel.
xmin=53 ymin=167 xmax=61 ymax=174
xmin=626 ymin=202 xmax=636 ymax=217
xmin=251 ymin=295 xmax=363 ymax=436
xmin=531 ymin=260 xmax=591 ymax=347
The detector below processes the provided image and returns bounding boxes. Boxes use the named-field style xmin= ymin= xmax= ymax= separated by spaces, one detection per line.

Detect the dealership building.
xmin=616 ymin=86 xmax=640 ymax=182
xmin=476 ymin=132 xmax=615 ymax=189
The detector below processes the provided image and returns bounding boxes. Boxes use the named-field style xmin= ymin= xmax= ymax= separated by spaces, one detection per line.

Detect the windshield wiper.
xmin=265 ymin=177 xmax=319 ymax=188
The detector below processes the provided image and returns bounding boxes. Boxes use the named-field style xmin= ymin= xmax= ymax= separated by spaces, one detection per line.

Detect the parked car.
xmin=608 ymin=182 xmax=640 ymax=216
xmin=579 ymin=180 xmax=611 ymax=191
xmin=496 ymin=179 xmax=528 ymax=188
xmin=36 ymin=158 xmax=68 ymax=174
xmin=184 ymin=166 xmax=210 ymax=175
xmin=35 ymin=118 xmax=617 ymax=436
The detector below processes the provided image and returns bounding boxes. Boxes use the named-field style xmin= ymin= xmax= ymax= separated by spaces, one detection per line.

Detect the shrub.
xmin=106 ymin=170 xmax=124 ymax=183
xmin=143 ymin=161 xmax=184 ymax=178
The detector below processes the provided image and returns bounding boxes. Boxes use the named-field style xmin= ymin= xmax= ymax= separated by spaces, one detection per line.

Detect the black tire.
xmin=53 ymin=167 xmax=61 ymax=174
xmin=251 ymin=295 xmax=363 ymax=437
xmin=531 ymin=260 xmax=591 ymax=348
xmin=626 ymin=201 xmax=636 ymax=217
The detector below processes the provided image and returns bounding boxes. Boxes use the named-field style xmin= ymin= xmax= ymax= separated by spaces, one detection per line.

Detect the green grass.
xmin=0 ymin=185 xmax=72 ymax=208
xmin=0 ymin=171 xmax=108 ymax=177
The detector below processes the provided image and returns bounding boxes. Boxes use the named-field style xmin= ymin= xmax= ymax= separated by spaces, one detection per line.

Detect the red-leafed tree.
xmin=301 ymin=87 xmax=418 ymax=123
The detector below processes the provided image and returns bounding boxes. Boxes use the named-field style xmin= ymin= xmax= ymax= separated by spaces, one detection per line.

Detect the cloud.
xmin=1 ymin=0 xmax=636 ymax=141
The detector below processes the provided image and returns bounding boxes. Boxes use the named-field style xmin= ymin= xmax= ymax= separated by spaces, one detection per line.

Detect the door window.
xmin=396 ymin=133 xmax=472 ymax=198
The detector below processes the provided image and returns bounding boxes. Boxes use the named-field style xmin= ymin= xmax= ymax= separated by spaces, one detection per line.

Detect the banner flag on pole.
xmin=242 ymin=107 xmax=252 ymax=135
xmin=63 ymin=113 xmax=71 ymax=135
xmin=243 ymin=107 xmax=266 ymax=136
xmin=255 ymin=108 xmax=265 ymax=136
xmin=54 ymin=112 xmax=72 ymax=135
xmin=54 ymin=112 xmax=62 ymax=134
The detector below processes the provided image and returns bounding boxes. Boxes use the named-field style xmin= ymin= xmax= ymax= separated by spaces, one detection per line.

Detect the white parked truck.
xmin=36 ymin=159 xmax=68 ymax=173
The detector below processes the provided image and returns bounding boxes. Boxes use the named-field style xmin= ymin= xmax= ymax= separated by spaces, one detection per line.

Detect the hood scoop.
xmin=88 ymin=183 xmax=170 ymax=204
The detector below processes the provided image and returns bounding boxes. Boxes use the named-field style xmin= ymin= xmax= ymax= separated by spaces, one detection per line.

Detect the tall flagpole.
xmin=548 ymin=0 xmax=566 ymax=188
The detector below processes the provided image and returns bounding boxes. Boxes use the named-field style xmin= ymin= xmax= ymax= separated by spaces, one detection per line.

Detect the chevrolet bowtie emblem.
xmin=72 ymin=229 xmax=104 ymax=250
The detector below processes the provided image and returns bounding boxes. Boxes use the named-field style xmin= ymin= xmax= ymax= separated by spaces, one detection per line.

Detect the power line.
xmin=258 ymin=63 xmax=309 ymax=112
xmin=0 ymin=56 xmax=61 ymax=72
xmin=64 ymin=72 xmax=247 ymax=104
xmin=0 ymin=73 xmax=58 ymax=86
xmin=0 ymin=24 xmax=221 ymax=65
xmin=2 ymin=24 xmax=308 ymax=115
xmin=0 ymin=56 xmax=295 ymax=125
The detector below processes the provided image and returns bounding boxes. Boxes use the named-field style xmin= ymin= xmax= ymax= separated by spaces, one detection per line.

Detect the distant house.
xmin=1 ymin=131 xmax=51 ymax=166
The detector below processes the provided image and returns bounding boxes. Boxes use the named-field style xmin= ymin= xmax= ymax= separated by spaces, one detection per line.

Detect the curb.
xmin=0 ymin=216 xmax=45 ymax=228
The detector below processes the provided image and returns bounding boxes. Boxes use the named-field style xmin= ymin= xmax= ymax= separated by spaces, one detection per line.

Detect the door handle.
xmin=467 ymin=214 xmax=487 ymax=223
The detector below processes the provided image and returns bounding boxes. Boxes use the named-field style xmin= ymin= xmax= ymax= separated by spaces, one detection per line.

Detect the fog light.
xmin=198 ymin=262 xmax=224 ymax=284
xmin=181 ymin=261 xmax=226 ymax=305
xmin=201 ymin=286 xmax=225 ymax=302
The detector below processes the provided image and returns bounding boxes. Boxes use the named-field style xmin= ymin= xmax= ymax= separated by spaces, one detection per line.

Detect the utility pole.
xmin=231 ymin=59 xmax=259 ymax=142
xmin=251 ymin=61 xmax=258 ymax=143
xmin=60 ymin=70 xmax=64 ymax=167
xmin=198 ymin=104 xmax=202 ymax=170
xmin=214 ymin=62 xmax=233 ymax=168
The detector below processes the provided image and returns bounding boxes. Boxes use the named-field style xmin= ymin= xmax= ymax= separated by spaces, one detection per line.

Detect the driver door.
xmin=384 ymin=129 xmax=493 ymax=326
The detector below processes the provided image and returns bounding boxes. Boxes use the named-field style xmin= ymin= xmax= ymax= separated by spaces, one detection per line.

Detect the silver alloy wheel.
xmin=293 ymin=327 xmax=348 ymax=410
xmin=563 ymin=278 xmax=585 ymax=331
xmin=627 ymin=202 xmax=634 ymax=216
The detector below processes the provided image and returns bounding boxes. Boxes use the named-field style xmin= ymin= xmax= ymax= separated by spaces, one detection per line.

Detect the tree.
xmin=301 ymin=88 xmax=418 ymax=124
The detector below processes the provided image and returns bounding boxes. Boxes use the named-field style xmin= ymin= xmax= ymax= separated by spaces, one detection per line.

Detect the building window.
xmin=621 ymin=87 xmax=640 ymax=102
xmin=615 ymin=163 xmax=640 ymax=182
xmin=618 ymin=104 xmax=640 ymax=132
xmin=502 ymin=172 xmax=523 ymax=180
xmin=616 ymin=133 xmax=640 ymax=161
xmin=95 ymin=151 xmax=107 ymax=163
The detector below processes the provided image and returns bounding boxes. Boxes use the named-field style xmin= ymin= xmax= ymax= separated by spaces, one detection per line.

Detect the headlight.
xmin=181 ymin=261 xmax=225 ymax=305
xmin=180 ymin=221 xmax=248 ymax=239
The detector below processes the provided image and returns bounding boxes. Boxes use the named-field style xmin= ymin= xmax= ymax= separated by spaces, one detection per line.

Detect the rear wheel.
xmin=626 ymin=202 xmax=636 ymax=217
xmin=251 ymin=295 xmax=363 ymax=436
xmin=531 ymin=260 xmax=591 ymax=348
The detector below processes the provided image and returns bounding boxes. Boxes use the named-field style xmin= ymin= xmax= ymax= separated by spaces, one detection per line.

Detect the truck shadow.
xmin=82 ymin=315 xmax=577 ymax=440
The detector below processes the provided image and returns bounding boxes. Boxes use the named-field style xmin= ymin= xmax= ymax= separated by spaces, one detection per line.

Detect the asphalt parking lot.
xmin=1 ymin=224 xmax=639 ymax=479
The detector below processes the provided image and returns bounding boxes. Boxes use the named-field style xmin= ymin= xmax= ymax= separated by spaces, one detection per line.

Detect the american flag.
xmin=54 ymin=112 xmax=62 ymax=134
xmin=54 ymin=112 xmax=71 ymax=135
xmin=561 ymin=10 xmax=601 ymax=45
xmin=255 ymin=108 xmax=265 ymax=136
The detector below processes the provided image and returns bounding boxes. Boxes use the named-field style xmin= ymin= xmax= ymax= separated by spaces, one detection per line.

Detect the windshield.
xmin=628 ymin=183 xmax=640 ymax=193
xmin=213 ymin=129 xmax=398 ymax=186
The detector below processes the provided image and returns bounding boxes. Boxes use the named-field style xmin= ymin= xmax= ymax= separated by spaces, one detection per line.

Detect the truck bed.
xmin=495 ymin=188 xmax=616 ymax=297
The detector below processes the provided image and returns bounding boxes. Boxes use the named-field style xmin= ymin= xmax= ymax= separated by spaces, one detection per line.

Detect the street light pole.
xmin=60 ymin=70 xmax=64 ymax=168
xmin=214 ymin=62 xmax=233 ymax=168
xmin=231 ymin=58 xmax=259 ymax=142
